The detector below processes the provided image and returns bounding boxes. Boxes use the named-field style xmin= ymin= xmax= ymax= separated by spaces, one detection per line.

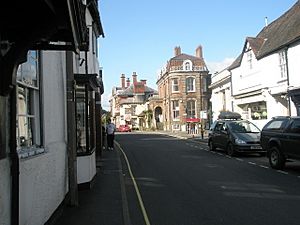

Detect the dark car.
xmin=260 ymin=116 xmax=300 ymax=169
xmin=117 ymin=124 xmax=131 ymax=132
xmin=208 ymin=112 xmax=264 ymax=156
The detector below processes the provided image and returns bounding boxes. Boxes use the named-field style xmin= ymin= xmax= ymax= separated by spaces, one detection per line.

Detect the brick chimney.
xmin=120 ymin=74 xmax=125 ymax=88
xmin=196 ymin=45 xmax=203 ymax=58
xmin=126 ymin=78 xmax=130 ymax=87
xmin=140 ymin=79 xmax=147 ymax=85
xmin=132 ymin=72 xmax=137 ymax=84
xmin=174 ymin=46 xmax=181 ymax=56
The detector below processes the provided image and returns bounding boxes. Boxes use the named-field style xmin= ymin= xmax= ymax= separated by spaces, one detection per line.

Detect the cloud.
xmin=207 ymin=57 xmax=235 ymax=74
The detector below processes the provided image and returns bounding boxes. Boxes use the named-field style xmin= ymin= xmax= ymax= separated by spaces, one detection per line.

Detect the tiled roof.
xmin=117 ymin=84 xmax=158 ymax=97
xmin=229 ymin=1 xmax=300 ymax=69
xmin=167 ymin=53 xmax=208 ymax=70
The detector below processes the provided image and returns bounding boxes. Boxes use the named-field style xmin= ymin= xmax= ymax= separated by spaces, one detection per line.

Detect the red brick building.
xmin=153 ymin=46 xmax=211 ymax=133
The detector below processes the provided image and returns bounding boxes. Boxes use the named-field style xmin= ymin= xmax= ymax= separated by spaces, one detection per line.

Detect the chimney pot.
xmin=132 ymin=72 xmax=137 ymax=83
xmin=196 ymin=45 xmax=203 ymax=58
xmin=120 ymin=74 xmax=125 ymax=88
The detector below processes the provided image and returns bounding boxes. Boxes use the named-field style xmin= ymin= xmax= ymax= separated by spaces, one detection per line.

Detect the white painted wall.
xmin=77 ymin=152 xmax=96 ymax=184
xmin=19 ymin=51 xmax=69 ymax=225
xmin=0 ymin=158 xmax=11 ymax=225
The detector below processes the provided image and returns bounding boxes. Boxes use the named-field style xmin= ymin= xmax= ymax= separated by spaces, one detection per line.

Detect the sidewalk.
xmin=54 ymin=149 xmax=125 ymax=225
xmin=52 ymin=130 xmax=208 ymax=225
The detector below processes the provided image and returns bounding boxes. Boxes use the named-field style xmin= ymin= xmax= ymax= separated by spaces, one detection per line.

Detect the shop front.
xmin=75 ymin=73 xmax=100 ymax=189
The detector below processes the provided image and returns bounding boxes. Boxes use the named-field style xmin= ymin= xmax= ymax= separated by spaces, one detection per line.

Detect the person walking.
xmin=106 ymin=119 xmax=116 ymax=150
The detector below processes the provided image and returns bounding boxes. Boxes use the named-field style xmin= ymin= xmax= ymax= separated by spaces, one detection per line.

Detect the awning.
xmin=75 ymin=73 xmax=101 ymax=92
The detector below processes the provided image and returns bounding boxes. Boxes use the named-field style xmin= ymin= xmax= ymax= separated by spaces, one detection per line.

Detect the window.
xmin=185 ymin=62 xmax=191 ymax=70
xmin=186 ymin=100 xmax=196 ymax=118
xmin=264 ymin=119 xmax=287 ymax=131
xmin=279 ymin=51 xmax=287 ymax=79
xmin=76 ymin=82 xmax=96 ymax=155
xmin=247 ymin=51 xmax=253 ymax=69
xmin=172 ymin=100 xmax=179 ymax=120
xmin=172 ymin=79 xmax=179 ymax=92
xmin=186 ymin=77 xmax=195 ymax=92
xmin=289 ymin=119 xmax=300 ymax=133
xmin=16 ymin=51 xmax=42 ymax=149
xmin=250 ymin=101 xmax=267 ymax=120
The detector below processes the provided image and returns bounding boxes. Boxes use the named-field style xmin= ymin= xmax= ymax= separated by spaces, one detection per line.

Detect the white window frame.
xmin=172 ymin=100 xmax=180 ymax=120
xmin=186 ymin=77 xmax=195 ymax=92
xmin=16 ymin=51 xmax=43 ymax=158
xmin=172 ymin=78 xmax=179 ymax=92
xmin=279 ymin=51 xmax=287 ymax=79
xmin=247 ymin=51 xmax=253 ymax=70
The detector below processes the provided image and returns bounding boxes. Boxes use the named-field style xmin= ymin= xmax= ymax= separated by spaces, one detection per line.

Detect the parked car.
xmin=260 ymin=116 xmax=300 ymax=169
xmin=208 ymin=112 xmax=264 ymax=156
xmin=117 ymin=124 xmax=132 ymax=132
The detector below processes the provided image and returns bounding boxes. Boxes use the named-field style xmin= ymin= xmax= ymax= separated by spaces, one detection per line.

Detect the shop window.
xmin=16 ymin=51 xmax=42 ymax=153
xmin=76 ymin=82 xmax=96 ymax=155
xmin=250 ymin=101 xmax=267 ymax=120
xmin=186 ymin=77 xmax=195 ymax=92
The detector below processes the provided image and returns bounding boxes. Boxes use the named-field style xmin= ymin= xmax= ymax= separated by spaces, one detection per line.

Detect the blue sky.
xmin=99 ymin=0 xmax=297 ymax=110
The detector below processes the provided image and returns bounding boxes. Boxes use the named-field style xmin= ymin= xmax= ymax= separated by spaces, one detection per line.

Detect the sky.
xmin=98 ymin=0 xmax=298 ymax=110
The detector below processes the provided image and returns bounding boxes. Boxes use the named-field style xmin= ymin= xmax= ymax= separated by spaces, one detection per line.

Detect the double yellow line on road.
xmin=115 ymin=141 xmax=151 ymax=225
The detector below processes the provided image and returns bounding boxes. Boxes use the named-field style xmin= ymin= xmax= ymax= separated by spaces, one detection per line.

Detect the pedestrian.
xmin=106 ymin=119 xmax=116 ymax=150
xmin=200 ymin=124 xmax=204 ymax=139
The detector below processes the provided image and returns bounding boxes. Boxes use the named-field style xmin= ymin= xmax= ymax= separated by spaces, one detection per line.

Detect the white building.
xmin=110 ymin=72 xmax=158 ymax=130
xmin=210 ymin=1 xmax=300 ymax=129
xmin=209 ymin=68 xmax=232 ymax=122
xmin=0 ymin=1 xmax=104 ymax=224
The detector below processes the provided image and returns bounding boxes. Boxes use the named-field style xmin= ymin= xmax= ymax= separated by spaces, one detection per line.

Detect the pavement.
xmin=52 ymin=130 xmax=208 ymax=225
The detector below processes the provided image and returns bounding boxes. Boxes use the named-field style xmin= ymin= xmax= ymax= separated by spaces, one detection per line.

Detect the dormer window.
xmin=183 ymin=60 xmax=193 ymax=71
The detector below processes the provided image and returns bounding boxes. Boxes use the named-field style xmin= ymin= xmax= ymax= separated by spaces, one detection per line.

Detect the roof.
xmin=167 ymin=53 xmax=208 ymax=71
xmin=117 ymin=84 xmax=158 ymax=97
xmin=229 ymin=1 xmax=300 ymax=69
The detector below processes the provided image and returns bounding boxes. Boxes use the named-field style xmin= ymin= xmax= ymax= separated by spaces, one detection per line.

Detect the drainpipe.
xmin=284 ymin=47 xmax=291 ymax=116
xmin=10 ymin=85 xmax=19 ymax=225
xmin=66 ymin=51 xmax=78 ymax=206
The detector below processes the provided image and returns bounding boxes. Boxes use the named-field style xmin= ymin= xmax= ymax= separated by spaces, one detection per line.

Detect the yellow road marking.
xmin=115 ymin=142 xmax=151 ymax=225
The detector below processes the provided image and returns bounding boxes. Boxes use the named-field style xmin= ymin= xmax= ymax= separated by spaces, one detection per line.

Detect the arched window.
xmin=186 ymin=77 xmax=195 ymax=92
xmin=183 ymin=60 xmax=193 ymax=71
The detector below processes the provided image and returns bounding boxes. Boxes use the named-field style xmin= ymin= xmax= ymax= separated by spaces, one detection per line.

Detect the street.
xmin=116 ymin=132 xmax=300 ymax=225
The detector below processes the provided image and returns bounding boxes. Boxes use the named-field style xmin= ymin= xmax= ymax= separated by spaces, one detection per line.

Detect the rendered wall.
xmin=0 ymin=158 xmax=11 ymax=225
xmin=19 ymin=51 xmax=69 ymax=225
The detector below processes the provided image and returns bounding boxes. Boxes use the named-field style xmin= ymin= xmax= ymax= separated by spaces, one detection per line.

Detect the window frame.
xmin=172 ymin=100 xmax=180 ymax=120
xmin=186 ymin=77 xmax=195 ymax=92
xmin=186 ymin=100 xmax=196 ymax=118
xmin=278 ymin=51 xmax=287 ymax=79
xmin=16 ymin=50 xmax=43 ymax=153
xmin=172 ymin=78 xmax=179 ymax=93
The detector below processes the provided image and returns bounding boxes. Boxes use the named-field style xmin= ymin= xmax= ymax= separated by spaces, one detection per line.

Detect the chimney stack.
xmin=126 ymin=78 xmax=130 ymax=87
xmin=140 ymin=79 xmax=147 ymax=85
xmin=120 ymin=74 xmax=125 ymax=88
xmin=132 ymin=72 xmax=137 ymax=84
xmin=196 ymin=45 xmax=203 ymax=58
xmin=174 ymin=46 xmax=181 ymax=56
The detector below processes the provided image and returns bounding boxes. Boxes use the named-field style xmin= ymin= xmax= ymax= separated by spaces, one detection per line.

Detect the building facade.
xmin=0 ymin=1 xmax=104 ymax=224
xmin=209 ymin=1 xmax=300 ymax=129
xmin=155 ymin=46 xmax=211 ymax=133
xmin=110 ymin=72 xmax=158 ymax=130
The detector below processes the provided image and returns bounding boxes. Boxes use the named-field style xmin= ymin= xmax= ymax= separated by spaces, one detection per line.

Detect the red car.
xmin=117 ymin=125 xmax=131 ymax=132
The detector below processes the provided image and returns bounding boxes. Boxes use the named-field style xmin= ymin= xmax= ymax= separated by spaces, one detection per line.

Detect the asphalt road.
xmin=115 ymin=132 xmax=300 ymax=225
